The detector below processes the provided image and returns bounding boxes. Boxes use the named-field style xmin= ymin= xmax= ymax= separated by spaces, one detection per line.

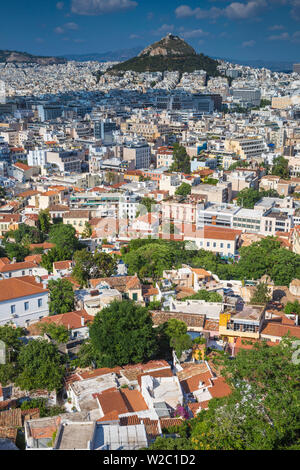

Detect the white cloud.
xmin=175 ymin=1 xmax=267 ymax=20
xmin=71 ymin=0 xmax=138 ymax=15
xmin=182 ymin=29 xmax=209 ymax=38
xmin=153 ymin=24 xmax=175 ymax=35
xmin=268 ymin=32 xmax=290 ymax=40
xmin=54 ymin=26 xmax=65 ymax=34
xmin=268 ymin=24 xmax=284 ymax=30
xmin=56 ymin=2 xmax=64 ymax=10
xmin=64 ymin=22 xmax=79 ymax=30
xmin=225 ymin=1 xmax=267 ymax=20
xmin=242 ymin=39 xmax=256 ymax=47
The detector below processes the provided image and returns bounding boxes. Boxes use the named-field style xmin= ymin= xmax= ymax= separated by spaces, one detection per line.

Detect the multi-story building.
xmin=46 ymin=150 xmax=83 ymax=173
xmin=224 ymin=137 xmax=266 ymax=160
xmin=123 ymin=142 xmax=151 ymax=170
xmin=94 ymin=119 xmax=117 ymax=145
xmin=0 ymin=276 xmax=49 ymax=327
xmin=192 ymin=182 xmax=232 ymax=204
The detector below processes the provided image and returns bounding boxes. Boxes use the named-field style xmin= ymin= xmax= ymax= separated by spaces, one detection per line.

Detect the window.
xmin=24 ymin=302 xmax=29 ymax=311
xmin=132 ymin=293 xmax=138 ymax=301
xmin=11 ymin=305 xmax=16 ymax=314
xmin=38 ymin=299 xmax=43 ymax=308
xmin=22 ymin=271 xmax=25 ymax=276
xmin=220 ymin=243 xmax=224 ymax=248
xmin=227 ymin=244 xmax=231 ymax=248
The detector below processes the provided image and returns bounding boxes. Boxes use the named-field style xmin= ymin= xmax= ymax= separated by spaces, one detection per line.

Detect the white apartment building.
xmin=27 ymin=149 xmax=48 ymax=168
xmin=0 ymin=277 xmax=49 ymax=327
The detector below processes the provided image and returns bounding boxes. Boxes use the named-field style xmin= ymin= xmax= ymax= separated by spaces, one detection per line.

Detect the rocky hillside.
xmin=109 ymin=34 xmax=220 ymax=76
xmin=138 ymin=34 xmax=196 ymax=57
xmin=0 ymin=50 xmax=66 ymax=65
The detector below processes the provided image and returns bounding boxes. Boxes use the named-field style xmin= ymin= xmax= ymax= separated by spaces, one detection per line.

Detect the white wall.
xmin=0 ymin=292 xmax=49 ymax=327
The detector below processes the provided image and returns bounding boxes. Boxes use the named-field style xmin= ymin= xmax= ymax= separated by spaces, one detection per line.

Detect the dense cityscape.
xmin=0 ymin=0 xmax=299 ymax=455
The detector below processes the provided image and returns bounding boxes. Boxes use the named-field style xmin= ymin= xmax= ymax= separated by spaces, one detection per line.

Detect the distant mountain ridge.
xmin=62 ymin=47 xmax=142 ymax=63
xmin=0 ymin=49 xmax=66 ymax=65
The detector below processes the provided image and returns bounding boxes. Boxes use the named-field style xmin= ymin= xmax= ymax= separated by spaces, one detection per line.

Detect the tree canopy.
xmin=89 ymin=300 xmax=158 ymax=368
xmin=16 ymin=339 xmax=65 ymax=392
xmin=170 ymin=144 xmax=191 ymax=174
xmin=175 ymin=183 xmax=191 ymax=197
xmin=72 ymin=249 xmax=117 ymax=287
xmin=48 ymin=279 xmax=75 ymax=315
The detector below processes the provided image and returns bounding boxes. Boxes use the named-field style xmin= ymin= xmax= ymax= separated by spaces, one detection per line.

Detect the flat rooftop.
xmin=93 ymin=424 xmax=148 ymax=450
xmin=231 ymin=305 xmax=265 ymax=323
xmin=55 ymin=422 xmax=94 ymax=450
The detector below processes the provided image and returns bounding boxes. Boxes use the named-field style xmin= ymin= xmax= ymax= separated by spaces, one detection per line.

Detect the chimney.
xmin=81 ymin=317 xmax=85 ymax=327
xmin=12 ymin=257 xmax=16 ymax=264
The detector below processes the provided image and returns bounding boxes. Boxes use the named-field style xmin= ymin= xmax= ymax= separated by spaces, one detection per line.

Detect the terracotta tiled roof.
xmin=95 ymin=389 xmax=148 ymax=420
xmin=0 ymin=427 xmax=18 ymax=442
xmin=261 ymin=321 xmax=300 ymax=339
xmin=25 ymin=255 xmax=43 ymax=265
xmin=209 ymin=377 xmax=232 ymax=399
xmin=160 ymin=418 xmax=184 ymax=430
xmin=63 ymin=210 xmax=90 ymax=219
xmin=180 ymin=372 xmax=213 ymax=394
xmin=151 ymin=311 xmax=205 ymax=328
xmin=0 ymin=261 xmax=36 ymax=273
xmin=36 ymin=309 xmax=93 ymax=331
xmin=187 ymin=402 xmax=202 ymax=417
xmin=13 ymin=162 xmax=31 ymax=171
xmin=0 ymin=276 xmax=48 ymax=302
xmin=90 ymin=275 xmax=141 ymax=292
xmin=53 ymin=260 xmax=72 ymax=271
xmin=0 ymin=409 xmax=22 ymax=428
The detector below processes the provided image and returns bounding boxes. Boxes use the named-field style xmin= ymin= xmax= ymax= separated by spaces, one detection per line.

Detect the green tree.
xmin=49 ymin=224 xmax=80 ymax=253
xmin=4 ymin=243 xmax=30 ymax=262
xmin=165 ymin=319 xmax=192 ymax=359
xmin=5 ymin=223 xmax=44 ymax=245
xmin=175 ymin=183 xmax=191 ymax=197
xmin=20 ymin=398 xmax=65 ymax=418
xmin=170 ymin=143 xmax=191 ymax=174
xmin=38 ymin=210 xmax=51 ymax=234
xmin=181 ymin=289 xmax=223 ymax=303
xmin=48 ymin=279 xmax=75 ymax=315
xmin=0 ymin=325 xmax=25 ymax=385
xmin=228 ymin=160 xmax=250 ymax=171
xmin=41 ymin=246 xmax=72 ymax=273
xmin=39 ymin=323 xmax=70 ymax=343
xmin=250 ymin=282 xmax=271 ymax=305
xmin=89 ymin=300 xmax=158 ymax=368
xmin=74 ymin=340 xmax=102 ymax=368
xmin=284 ymin=300 xmax=300 ymax=315
xmin=81 ymin=222 xmax=92 ymax=239
xmin=147 ymin=436 xmax=193 ymax=450
xmin=72 ymin=249 xmax=117 ymax=287
xmin=16 ymin=339 xmax=65 ymax=392
xmin=271 ymin=156 xmax=289 ymax=179
xmin=136 ymin=197 xmax=157 ymax=216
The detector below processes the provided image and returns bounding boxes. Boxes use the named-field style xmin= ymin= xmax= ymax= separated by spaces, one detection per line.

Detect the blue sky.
xmin=1 ymin=0 xmax=300 ymax=60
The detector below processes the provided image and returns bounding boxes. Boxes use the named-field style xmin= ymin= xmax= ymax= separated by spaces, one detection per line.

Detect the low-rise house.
xmin=219 ymin=305 xmax=266 ymax=342
xmin=0 ymin=258 xmax=36 ymax=280
xmin=141 ymin=375 xmax=183 ymax=412
xmin=90 ymin=275 xmax=143 ymax=303
xmin=0 ymin=276 xmax=49 ymax=327
xmin=53 ymin=260 xmax=73 ymax=276
xmin=63 ymin=210 xmax=90 ymax=235
xmin=34 ymin=309 xmax=93 ymax=341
